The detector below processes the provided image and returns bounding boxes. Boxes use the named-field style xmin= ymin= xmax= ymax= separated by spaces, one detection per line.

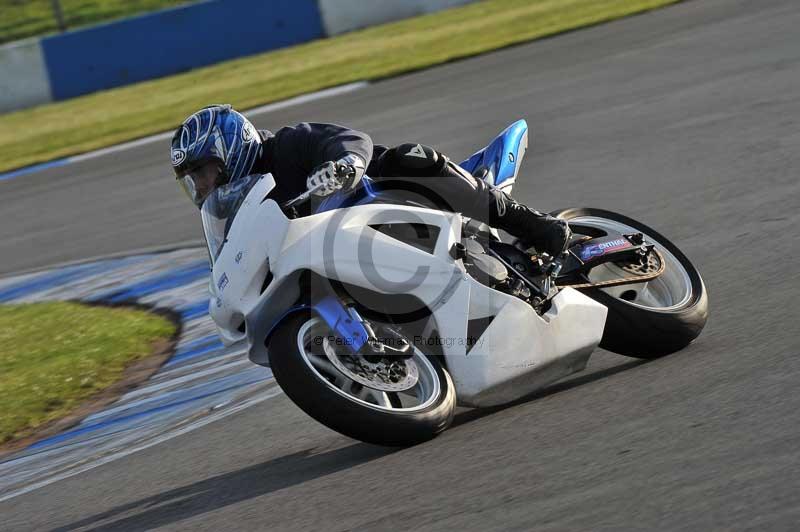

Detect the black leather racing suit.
xmin=252 ymin=122 xmax=567 ymax=255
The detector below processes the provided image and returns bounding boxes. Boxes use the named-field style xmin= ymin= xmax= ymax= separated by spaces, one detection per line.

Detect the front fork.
xmin=313 ymin=294 xmax=371 ymax=354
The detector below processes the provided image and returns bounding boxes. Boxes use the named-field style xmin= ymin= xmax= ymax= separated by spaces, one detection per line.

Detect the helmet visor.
xmin=176 ymin=162 xmax=222 ymax=207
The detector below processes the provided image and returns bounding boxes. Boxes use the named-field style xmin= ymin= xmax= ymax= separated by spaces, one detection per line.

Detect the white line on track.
xmin=82 ymin=359 xmax=255 ymax=424
xmin=70 ymin=81 xmax=369 ymax=164
xmin=0 ymin=81 xmax=369 ymax=181
xmin=114 ymin=356 xmax=252 ymax=403
xmin=155 ymin=350 xmax=248 ymax=381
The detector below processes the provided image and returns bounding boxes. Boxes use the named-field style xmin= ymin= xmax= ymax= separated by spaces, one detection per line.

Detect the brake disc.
xmin=619 ymin=248 xmax=663 ymax=276
xmin=322 ymin=338 xmax=419 ymax=392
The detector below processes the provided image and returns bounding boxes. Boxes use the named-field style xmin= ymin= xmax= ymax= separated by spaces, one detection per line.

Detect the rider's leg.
xmin=368 ymin=143 xmax=568 ymax=256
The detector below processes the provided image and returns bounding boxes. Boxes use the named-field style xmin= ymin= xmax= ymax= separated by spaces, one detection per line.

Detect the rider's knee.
xmin=373 ymin=143 xmax=447 ymax=177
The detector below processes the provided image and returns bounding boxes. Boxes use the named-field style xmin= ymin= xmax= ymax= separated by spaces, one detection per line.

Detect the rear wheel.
xmin=268 ymin=313 xmax=456 ymax=446
xmin=552 ymin=208 xmax=708 ymax=358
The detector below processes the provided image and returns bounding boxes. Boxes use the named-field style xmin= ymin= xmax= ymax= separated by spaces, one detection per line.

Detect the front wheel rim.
xmin=296 ymin=317 xmax=442 ymax=413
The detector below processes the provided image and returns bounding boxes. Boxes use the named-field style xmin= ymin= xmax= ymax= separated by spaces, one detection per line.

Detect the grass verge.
xmin=0 ymin=301 xmax=177 ymax=445
xmin=0 ymin=0 xmax=192 ymax=45
xmin=0 ymin=0 xmax=679 ymax=174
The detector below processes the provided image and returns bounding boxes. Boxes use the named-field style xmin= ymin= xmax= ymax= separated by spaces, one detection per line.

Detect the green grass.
xmin=0 ymin=0 xmax=194 ymax=45
xmin=0 ymin=0 xmax=679 ymax=173
xmin=0 ymin=302 xmax=176 ymax=444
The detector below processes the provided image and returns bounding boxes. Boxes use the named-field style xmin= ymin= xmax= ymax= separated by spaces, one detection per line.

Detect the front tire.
xmin=552 ymin=208 xmax=709 ymax=358
xmin=268 ymin=313 xmax=456 ymax=446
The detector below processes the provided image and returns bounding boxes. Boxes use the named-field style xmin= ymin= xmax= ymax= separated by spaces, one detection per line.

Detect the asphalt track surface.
xmin=2 ymin=0 xmax=799 ymax=529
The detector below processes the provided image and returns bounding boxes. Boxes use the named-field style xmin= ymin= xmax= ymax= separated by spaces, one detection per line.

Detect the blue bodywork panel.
xmin=265 ymin=295 xmax=369 ymax=354
xmin=314 ymin=175 xmax=379 ymax=214
xmin=459 ymin=119 xmax=529 ymax=188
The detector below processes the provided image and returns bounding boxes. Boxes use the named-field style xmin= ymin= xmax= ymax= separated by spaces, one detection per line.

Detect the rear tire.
xmin=268 ymin=312 xmax=456 ymax=446
xmin=552 ymin=208 xmax=708 ymax=358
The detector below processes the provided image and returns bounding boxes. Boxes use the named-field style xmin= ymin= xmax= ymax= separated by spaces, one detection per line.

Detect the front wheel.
xmin=552 ymin=208 xmax=709 ymax=358
xmin=268 ymin=313 xmax=456 ymax=446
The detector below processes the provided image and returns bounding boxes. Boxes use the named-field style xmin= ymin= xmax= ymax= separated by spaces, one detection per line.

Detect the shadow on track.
xmin=452 ymin=358 xmax=650 ymax=427
xmin=50 ymin=442 xmax=392 ymax=532
xmin=52 ymin=359 xmax=648 ymax=531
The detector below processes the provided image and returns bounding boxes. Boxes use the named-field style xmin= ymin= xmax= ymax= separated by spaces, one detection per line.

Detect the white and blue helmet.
xmin=171 ymin=105 xmax=261 ymax=205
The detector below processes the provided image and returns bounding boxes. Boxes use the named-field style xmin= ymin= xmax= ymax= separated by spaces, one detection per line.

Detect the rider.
xmin=170 ymin=104 xmax=569 ymax=256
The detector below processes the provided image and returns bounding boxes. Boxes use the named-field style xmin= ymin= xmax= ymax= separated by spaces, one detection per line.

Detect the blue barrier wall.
xmin=40 ymin=0 xmax=323 ymax=101
xmin=0 ymin=0 xmax=479 ymax=112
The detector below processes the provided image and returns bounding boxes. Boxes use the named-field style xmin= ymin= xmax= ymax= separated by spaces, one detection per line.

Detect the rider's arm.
xmin=269 ymin=122 xmax=373 ymax=186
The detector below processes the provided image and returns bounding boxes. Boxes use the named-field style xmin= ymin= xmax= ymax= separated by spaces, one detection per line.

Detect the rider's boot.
xmin=484 ymin=186 xmax=570 ymax=257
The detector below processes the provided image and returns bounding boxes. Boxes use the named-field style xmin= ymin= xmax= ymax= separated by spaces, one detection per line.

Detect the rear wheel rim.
xmin=296 ymin=317 xmax=442 ymax=413
xmin=568 ymin=216 xmax=694 ymax=311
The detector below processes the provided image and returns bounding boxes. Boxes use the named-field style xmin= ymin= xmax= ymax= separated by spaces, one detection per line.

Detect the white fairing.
xmin=208 ymin=174 xmax=608 ymax=408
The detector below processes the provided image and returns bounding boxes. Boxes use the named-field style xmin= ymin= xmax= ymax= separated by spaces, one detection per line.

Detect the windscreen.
xmin=200 ymin=173 xmax=262 ymax=263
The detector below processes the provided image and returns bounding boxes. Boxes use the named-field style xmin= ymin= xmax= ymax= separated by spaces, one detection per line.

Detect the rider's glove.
xmin=307 ymin=161 xmax=341 ymax=196
xmin=307 ymin=154 xmax=366 ymax=197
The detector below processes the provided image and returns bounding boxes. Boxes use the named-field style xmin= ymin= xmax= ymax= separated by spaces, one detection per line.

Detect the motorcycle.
xmin=202 ymin=120 xmax=708 ymax=446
